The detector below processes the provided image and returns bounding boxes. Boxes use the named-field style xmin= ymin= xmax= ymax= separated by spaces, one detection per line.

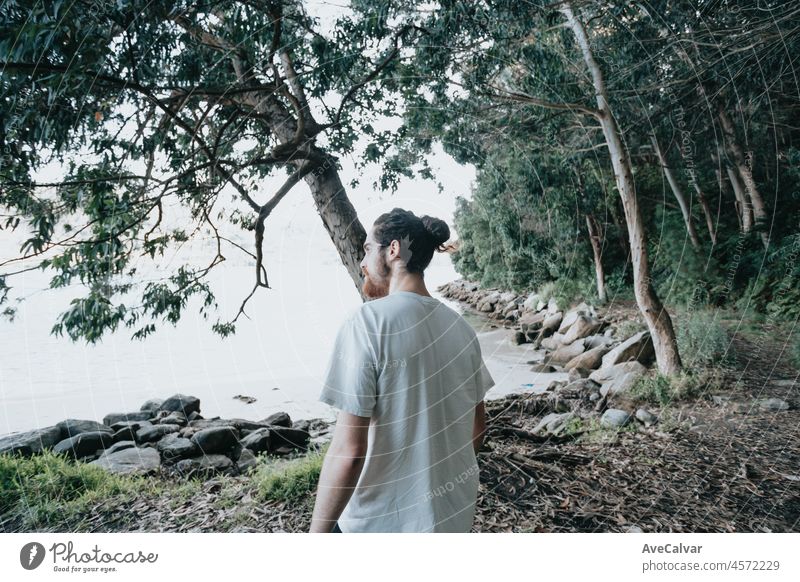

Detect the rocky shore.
xmin=0 ymin=395 xmax=334 ymax=479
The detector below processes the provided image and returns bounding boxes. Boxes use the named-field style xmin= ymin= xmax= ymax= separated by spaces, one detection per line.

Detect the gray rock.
xmin=136 ymin=423 xmax=181 ymax=443
xmin=191 ymin=426 xmax=240 ymax=454
xmin=52 ymin=431 xmax=115 ymax=460
xmin=240 ymin=428 xmax=271 ymax=454
xmin=112 ymin=426 xmax=138 ymax=443
xmin=565 ymin=344 xmax=612 ymax=371
xmin=562 ymin=315 xmax=603 ymax=345
xmin=635 ymin=408 xmax=659 ymax=426
xmin=91 ymin=447 xmax=161 ymax=475
xmin=158 ymin=411 xmax=188 ymax=427
xmin=549 ymin=339 xmax=586 ymax=364
xmin=268 ymin=427 xmax=310 ymax=453
xmin=512 ymin=330 xmax=527 ymax=345
xmin=757 ymin=398 xmax=790 ymax=411
xmin=109 ymin=420 xmax=152 ymax=432
xmin=104 ymin=411 xmax=153 ymax=426
xmin=140 ymin=398 xmax=164 ymax=413
xmin=158 ymin=393 xmax=201 ymax=417
xmin=583 ymin=334 xmax=615 ymax=350
xmin=175 ymin=454 xmax=234 ymax=477
xmin=601 ymin=409 xmax=632 ymax=428
xmin=568 ymin=367 xmax=591 ymax=381
xmin=0 ymin=425 xmax=63 ymax=457
xmin=101 ymin=440 xmax=138 ymax=456
xmin=261 ymin=411 xmax=292 ymax=428
xmin=530 ymin=364 xmax=557 ymax=373
xmin=189 ymin=418 xmax=271 ymax=432
xmin=522 ymin=292 xmax=541 ymax=311
xmin=57 ymin=419 xmax=113 ymax=439
xmin=601 ymin=331 xmax=655 ymax=368
xmin=590 ymin=361 xmax=648 ymax=397
xmin=235 ymin=448 xmax=259 ymax=474
xmin=156 ymin=433 xmax=198 ymax=461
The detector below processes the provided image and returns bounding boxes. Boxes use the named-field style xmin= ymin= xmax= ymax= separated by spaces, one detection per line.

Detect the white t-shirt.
xmin=318 ymin=290 xmax=496 ymax=532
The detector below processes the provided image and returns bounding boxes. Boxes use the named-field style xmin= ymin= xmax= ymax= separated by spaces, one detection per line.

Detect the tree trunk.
xmin=717 ymin=106 xmax=768 ymax=247
xmin=650 ymin=135 xmax=701 ymax=249
xmin=727 ymin=165 xmax=753 ymax=232
xmin=561 ymin=3 xmax=682 ymax=374
xmin=690 ymin=180 xmax=717 ymax=245
xmin=585 ymin=214 xmax=607 ymax=303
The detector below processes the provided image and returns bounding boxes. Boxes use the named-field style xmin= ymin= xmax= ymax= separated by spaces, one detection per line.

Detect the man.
xmin=309 ymin=208 xmax=495 ymax=533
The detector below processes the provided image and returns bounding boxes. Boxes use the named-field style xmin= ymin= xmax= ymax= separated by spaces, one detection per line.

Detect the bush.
xmin=254 ymin=444 xmax=328 ymax=502
xmin=629 ymin=368 xmax=724 ymax=406
xmin=676 ymin=309 xmax=733 ymax=369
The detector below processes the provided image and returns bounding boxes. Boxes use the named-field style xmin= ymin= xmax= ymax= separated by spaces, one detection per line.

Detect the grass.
xmin=0 ymin=449 xmax=153 ymax=529
xmin=629 ymin=368 xmax=724 ymax=407
xmin=675 ymin=308 xmax=735 ymax=368
xmin=253 ymin=442 xmax=329 ymax=503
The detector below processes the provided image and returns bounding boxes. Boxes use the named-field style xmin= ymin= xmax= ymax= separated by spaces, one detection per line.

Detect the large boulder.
xmin=158 ymin=394 xmax=201 ymax=417
xmin=561 ymin=315 xmax=603 ymax=345
xmin=565 ymin=344 xmax=612 ymax=371
xmin=240 ymin=428 xmax=271 ymax=454
xmin=101 ymin=440 xmax=138 ymax=456
xmin=156 ymin=434 xmax=198 ymax=461
xmin=139 ymin=398 xmax=164 ymax=413
xmin=522 ymin=292 xmax=541 ymax=311
xmin=601 ymin=331 xmax=655 ymax=368
xmin=90 ymin=447 xmax=161 ymax=475
xmin=268 ymin=427 xmax=310 ymax=454
xmin=600 ymin=409 xmax=632 ymax=428
xmin=136 ymin=423 xmax=181 ymax=443
xmin=52 ymin=431 xmax=115 ymax=460
xmin=103 ymin=411 xmax=153 ymax=426
xmin=260 ymin=412 xmax=292 ymax=428
xmin=190 ymin=426 xmax=240 ymax=454
xmin=557 ymin=302 xmax=596 ymax=334
xmin=0 ymin=425 xmax=63 ymax=457
xmin=175 ymin=454 xmax=234 ymax=477
xmin=548 ymin=339 xmax=586 ymax=364
xmin=590 ymin=361 xmax=648 ymax=397
xmin=57 ymin=419 xmax=113 ymax=439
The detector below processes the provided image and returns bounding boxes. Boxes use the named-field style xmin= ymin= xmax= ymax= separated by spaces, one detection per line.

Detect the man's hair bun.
xmin=421 ymin=215 xmax=450 ymax=251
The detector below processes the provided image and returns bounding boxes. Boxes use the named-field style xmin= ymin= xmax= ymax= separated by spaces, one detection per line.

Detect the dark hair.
xmin=372 ymin=208 xmax=451 ymax=274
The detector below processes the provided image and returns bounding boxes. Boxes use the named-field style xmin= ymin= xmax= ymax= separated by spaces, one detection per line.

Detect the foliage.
xmin=675 ymin=310 xmax=734 ymax=369
xmin=629 ymin=368 xmax=724 ymax=407
xmin=254 ymin=444 xmax=327 ymax=502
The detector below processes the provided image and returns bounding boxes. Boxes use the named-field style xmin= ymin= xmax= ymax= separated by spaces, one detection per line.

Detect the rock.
xmin=0 ymin=425 xmax=63 ymax=457
xmin=57 ymin=419 xmax=113 ymax=438
xmin=158 ymin=393 xmax=201 ymax=417
xmin=112 ymin=426 xmax=138 ymax=443
xmin=189 ymin=418 xmax=271 ymax=432
xmin=601 ymin=331 xmax=655 ymax=368
xmin=499 ymin=291 xmax=516 ymax=304
xmin=568 ymin=367 xmax=591 ymax=381
xmin=109 ymin=420 xmax=152 ymax=433
xmin=522 ymin=292 xmax=540 ymax=311
xmin=519 ymin=310 xmax=546 ymax=329
xmin=601 ymin=409 xmax=632 ymax=428
xmin=90 ymin=447 xmax=161 ymax=475
xmin=757 ymin=398 xmax=790 ymax=411
xmin=140 ymin=399 xmax=164 ymax=413
xmin=512 ymin=330 xmax=527 ymax=345
xmin=562 ymin=315 xmax=603 ymax=345
xmin=561 ymin=379 xmax=601 ymax=395
xmin=235 ymin=448 xmax=258 ymax=474
xmin=103 ymin=411 xmax=153 ymax=426
xmin=530 ymin=364 xmax=557 ymax=373
xmin=557 ymin=302 xmax=595 ymax=334
xmin=101 ymin=440 xmax=138 ymax=456
xmin=548 ymin=339 xmax=586 ymax=364
xmin=175 ymin=454 xmax=234 ymax=477
xmin=156 ymin=434 xmax=198 ymax=461
xmin=546 ymin=297 xmax=559 ymax=314
xmin=191 ymin=426 xmax=240 ymax=454
xmin=52 ymin=431 xmax=115 ymax=460
xmin=240 ymin=428 xmax=271 ymax=454
xmin=157 ymin=412 xmax=188 ymax=427
xmin=583 ymin=334 xmax=615 ymax=350
xmin=261 ymin=411 xmax=292 ymax=428
xmin=635 ymin=408 xmax=658 ymax=426
xmin=136 ymin=424 xmax=181 ymax=443
xmin=532 ymin=412 xmax=576 ymax=436
xmin=540 ymin=334 xmax=563 ymax=350
xmin=565 ymin=344 xmax=612 ymax=371
xmin=591 ymin=361 xmax=648 ymax=397
xmin=268 ymin=427 xmax=310 ymax=453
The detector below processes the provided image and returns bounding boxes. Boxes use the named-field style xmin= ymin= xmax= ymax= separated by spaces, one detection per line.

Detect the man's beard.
xmin=362 ymin=257 xmax=390 ymax=299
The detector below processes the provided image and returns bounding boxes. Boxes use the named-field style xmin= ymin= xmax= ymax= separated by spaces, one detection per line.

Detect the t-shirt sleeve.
xmin=318 ymin=310 xmax=378 ymax=418
xmin=472 ymin=334 xmax=496 ymax=403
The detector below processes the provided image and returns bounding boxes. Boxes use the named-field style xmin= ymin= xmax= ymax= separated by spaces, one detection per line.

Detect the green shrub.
xmin=676 ymin=309 xmax=733 ymax=369
xmin=630 ymin=368 xmax=724 ymax=406
xmin=254 ymin=445 xmax=328 ymax=502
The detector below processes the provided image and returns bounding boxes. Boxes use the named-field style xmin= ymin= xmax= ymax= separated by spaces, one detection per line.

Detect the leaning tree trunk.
xmin=727 ymin=165 xmax=754 ymax=233
xmin=650 ymin=135 xmax=701 ymax=249
xmin=690 ymin=180 xmax=717 ymax=245
xmin=585 ymin=214 xmax=607 ymax=303
xmin=717 ymin=106 xmax=768 ymax=248
xmin=562 ymin=3 xmax=682 ymax=374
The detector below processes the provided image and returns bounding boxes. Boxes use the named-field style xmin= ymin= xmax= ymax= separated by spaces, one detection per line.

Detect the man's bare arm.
xmin=309 ymin=410 xmax=370 ymax=533
xmin=472 ymin=400 xmax=487 ymax=455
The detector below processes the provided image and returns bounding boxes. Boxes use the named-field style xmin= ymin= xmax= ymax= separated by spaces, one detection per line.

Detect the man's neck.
xmin=388 ymin=275 xmax=431 ymax=297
